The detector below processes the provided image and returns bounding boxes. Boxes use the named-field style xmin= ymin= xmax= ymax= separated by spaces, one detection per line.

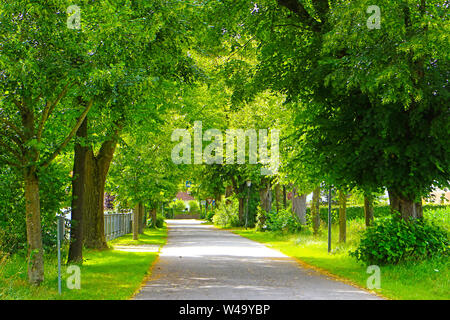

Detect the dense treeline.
xmin=1 ymin=1 xmax=449 ymax=285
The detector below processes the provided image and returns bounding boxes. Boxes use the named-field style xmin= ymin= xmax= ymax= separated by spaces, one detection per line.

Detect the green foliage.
xmin=424 ymin=206 xmax=450 ymax=231
xmin=350 ymin=216 xmax=449 ymax=265
xmin=304 ymin=204 xmax=450 ymax=225
xmin=169 ymin=200 xmax=187 ymax=214
xmin=0 ymin=163 xmax=69 ymax=254
xmin=147 ymin=216 xmax=165 ymax=229
xmin=212 ymin=200 xmax=240 ymax=227
xmin=262 ymin=209 xmax=303 ymax=233
xmin=205 ymin=209 xmax=215 ymax=222
xmin=188 ymin=200 xmax=200 ymax=214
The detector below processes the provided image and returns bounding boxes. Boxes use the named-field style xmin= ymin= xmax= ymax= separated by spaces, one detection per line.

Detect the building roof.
xmin=176 ymin=191 xmax=195 ymax=201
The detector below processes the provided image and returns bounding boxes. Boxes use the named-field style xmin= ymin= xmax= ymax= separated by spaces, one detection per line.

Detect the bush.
xmin=188 ymin=200 xmax=200 ymax=214
xmin=169 ymin=199 xmax=187 ymax=214
xmin=205 ymin=209 xmax=215 ymax=222
xmin=305 ymin=204 xmax=450 ymax=224
xmin=147 ymin=215 xmax=165 ymax=228
xmin=350 ymin=216 xmax=449 ymax=265
xmin=257 ymin=208 xmax=303 ymax=233
xmin=0 ymin=164 xmax=69 ymax=254
xmin=212 ymin=201 xmax=240 ymax=227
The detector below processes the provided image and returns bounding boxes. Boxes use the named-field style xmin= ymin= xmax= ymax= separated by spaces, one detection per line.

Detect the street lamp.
xmin=245 ymin=180 xmax=252 ymax=228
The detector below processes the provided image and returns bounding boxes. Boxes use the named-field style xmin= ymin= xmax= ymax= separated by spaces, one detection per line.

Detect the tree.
xmin=68 ymin=0 xmax=201 ymax=253
xmin=204 ymin=0 xmax=450 ymax=222
xmin=0 ymin=1 xmax=112 ymax=284
xmin=292 ymin=187 xmax=307 ymax=225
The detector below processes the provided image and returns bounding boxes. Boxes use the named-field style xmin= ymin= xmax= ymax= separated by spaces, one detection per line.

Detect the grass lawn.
xmin=0 ymin=227 xmax=167 ymax=300
xmin=230 ymin=220 xmax=449 ymax=300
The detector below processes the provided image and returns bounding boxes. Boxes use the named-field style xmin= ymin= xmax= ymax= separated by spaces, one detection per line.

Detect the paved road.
xmin=134 ymin=220 xmax=381 ymax=300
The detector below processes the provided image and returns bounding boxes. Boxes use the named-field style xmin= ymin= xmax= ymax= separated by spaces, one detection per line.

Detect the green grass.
xmin=0 ymin=227 xmax=167 ymax=300
xmin=231 ymin=218 xmax=449 ymax=300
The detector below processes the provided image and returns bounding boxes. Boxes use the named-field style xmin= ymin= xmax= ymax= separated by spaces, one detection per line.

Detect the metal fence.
xmin=104 ymin=212 xmax=132 ymax=241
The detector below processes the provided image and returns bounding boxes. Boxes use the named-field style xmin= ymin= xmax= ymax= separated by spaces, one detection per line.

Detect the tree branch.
xmin=276 ymin=0 xmax=323 ymax=31
xmin=311 ymin=0 xmax=329 ymax=20
xmin=0 ymin=117 xmax=25 ymax=142
xmin=37 ymin=82 xmax=72 ymax=142
xmin=0 ymin=140 xmax=23 ymax=161
xmin=40 ymin=99 xmax=94 ymax=169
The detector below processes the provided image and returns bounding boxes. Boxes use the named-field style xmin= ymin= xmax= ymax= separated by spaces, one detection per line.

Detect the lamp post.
xmin=328 ymin=187 xmax=332 ymax=253
xmin=245 ymin=180 xmax=252 ymax=228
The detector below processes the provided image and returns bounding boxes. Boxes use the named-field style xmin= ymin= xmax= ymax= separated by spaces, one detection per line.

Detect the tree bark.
xmin=138 ymin=202 xmax=144 ymax=234
xmin=274 ymin=183 xmax=281 ymax=214
xmin=68 ymin=117 xmax=87 ymax=264
xmin=24 ymin=168 xmax=44 ymax=285
xmin=292 ymin=187 xmax=307 ymax=224
xmin=364 ymin=194 xmax=374 ymax=227
xmin=150 ymin=208 xmax=157 ymax=228
xmin=258 ymin=181 xmax=272 ymax=226
xmin=388 ymin=189 xmax=423 ymax=221
xmin=81 ymin=123 xmax=120 ymax=249
xmin=238 ymin=197 xmax=245 ymax=224
xmin=339 ymin=190 xmax=347 ymax=243
xmin=225 ymin=185 xmax=233 ymax=205
xmin=133 ymin=204 xmax=139 ymax=240
xmin=311 ymin=187 xmax=321 ymax=234
xmin=283 ymin=185 xmax=287 ymax=209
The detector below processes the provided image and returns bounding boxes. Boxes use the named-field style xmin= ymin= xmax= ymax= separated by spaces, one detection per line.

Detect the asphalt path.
xmin=134 ymin=220 xmax=381 ymax=300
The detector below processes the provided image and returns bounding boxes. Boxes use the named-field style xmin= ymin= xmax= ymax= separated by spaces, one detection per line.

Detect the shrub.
xmin=147 ymin=215 xmax=165 ymax=228
xmin=169 ymin=199 xmax=187 ymax=214
xmin=257 ymin=208 xmax=303 ymax=233
xmin=212 ymin=201 xmax=240 ymax=227
xmin=188 ymin=200 xmax=200 ymax=214
xmin=424 ymin=206 xmax=450 ymax=231
xmin=205 ymin=209 xmax=215 ymax=222
xmin=350 ymin=216 xmax=449 ymax=265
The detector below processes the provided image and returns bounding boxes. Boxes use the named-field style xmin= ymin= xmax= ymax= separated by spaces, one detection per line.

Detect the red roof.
xmin=176 ymin=191 xmax=195 ymax=201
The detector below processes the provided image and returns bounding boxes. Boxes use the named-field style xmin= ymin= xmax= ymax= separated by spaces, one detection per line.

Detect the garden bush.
xmin=0 ymin=164 xmax=69 ymax=254
xmin=212 ymin=201 xmax=240 ymax=227
xmin=257 ymin=208 xmax=303 ymax=233
xmin=305 ymin=204 xmax=449 ymax=224
xmin=169 ymin=199 xmax=187 ymax=214
xmin=147 ymin=215 xmax=165 ymax=228
xmin=188 ymin=200 xmax=200 ymax=214
xmin=350 ymin=215 xmax=449 ymax=265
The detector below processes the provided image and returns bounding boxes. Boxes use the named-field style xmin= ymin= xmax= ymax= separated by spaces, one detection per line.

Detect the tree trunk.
xmin=82 ymin=149 xmax=108 ymax=249
xmin=24 ymin=168 xmax=44 ymax=285
xmin=214 ymin=193 xmax=221 ymax=205
xmin=311 ymin=187 xmax=321 ymax=234
xmin=133 ymin=204 xmax=139 ymax=240
xmin=238 ymin=197 xmax=245 ymax=224
xmin=388 ymin=190 xmax=423 ymax=221
xmin=225 ymin=185 xmax=233 ymax=205
xmin=283 ymin=185 xmax=287 ymax=209
xmin=339 ymin=190 xmax=347 ymax=243
xmin=258 ymin=181 xmax=272 ymax=226
xmin=150 ymin=208 xmax=157 ymax=228
xmin=364 ymin=194 xmax=374 ymax=227
xmin=274 ymin=183 xmax=281 ymax=214
xmin=68 ymin=117 xmax=88 ymax=264
xmin=138 ymin=202 xmax=144 ymax=234
xmin=81 ymin=125 xmax=120 ymax=249
xmin=292 ymin=187 xmax=307 ymax=224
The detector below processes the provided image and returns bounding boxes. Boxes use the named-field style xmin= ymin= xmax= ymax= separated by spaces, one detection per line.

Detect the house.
xmin=426 ymin=188 xmax=450 ymax=204
xmin=174 ymin=191 xmax=195 ymax=211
